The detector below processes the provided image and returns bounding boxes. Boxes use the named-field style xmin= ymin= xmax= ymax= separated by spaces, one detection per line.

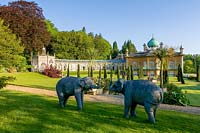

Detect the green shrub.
xmin=0 ymin=76 xmax=15 ymax=89
xmin=99 ymin=78 xmax=111 ymax=90
xmin=163 ymin=83 xmax=190 ymax=106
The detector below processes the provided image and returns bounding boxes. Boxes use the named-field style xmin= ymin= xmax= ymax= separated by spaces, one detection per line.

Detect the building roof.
xmin=147 ymin=37 xmax=159 ymax=48
xmin=129 ymin=49 xmax=183 ymax=58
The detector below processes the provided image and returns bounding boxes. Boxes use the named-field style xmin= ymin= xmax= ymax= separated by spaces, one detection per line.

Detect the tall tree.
xmin=94 ymin=34 xmax=112 ymax=60
xmin=77 ymin=64 xmax=80 ymax=77
xmin=178 ymin=64 xmax=185 ymax=84
xmin=0 ymin=19 xmax=24 ymax=70
xmin=197 ymin=65 xmax=200 ymax=82
xmin=52 ymin=31 xmax=94 ymax=59
xmin=103 ymin=64 xmax=107 ymax=79
xmin=45 ymin=19 xmax=58 ymax=38
xmin=121 ymin=40 xmax=137 ymax=54
xmin=45 ymin=19 xmax=58 ymax=55
xmin=117 ymin=66 xmax=120 ymax=79
xmin=153 ymin=46 xmax=174 ymax=88
xmin=0 ymin=1 xmax=50 ymax=54
xmin=112 ymin=41 xmax=119 ymax=59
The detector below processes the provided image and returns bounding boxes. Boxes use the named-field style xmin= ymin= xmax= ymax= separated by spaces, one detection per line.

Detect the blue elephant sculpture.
xmin=110 ymin=79 xmax=163 ymax=123
xmin=56 ymin=76 xmax=99 ymax=110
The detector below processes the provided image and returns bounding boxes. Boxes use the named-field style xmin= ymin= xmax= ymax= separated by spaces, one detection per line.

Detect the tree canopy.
xmin=183 ymin=54 xmax=200 ymax=73
xmin=51 ymin=29 xmax=111 ymax=60
xmin=121 ymin=40 xmax=137 ymax=54
xmin=112 ymin=41 xmax=119 ymax=59
xmin=0 ymin=19 xmax=24 ymax=69
xmin=0 ymin=0 xmax=50 ymax=53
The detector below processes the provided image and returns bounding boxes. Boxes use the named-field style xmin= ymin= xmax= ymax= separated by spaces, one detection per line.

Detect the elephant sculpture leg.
xmin=124 ymin=98 xmax=131 ymax=118
xmin=63 ymin=95 xmax=70 ymax=107
xmin=130 ymin=103 xmax=137 ymax=117
xmin=57 ymin=91 xmax=65 ymax=108
xmin=81 ymin=92 xmax=84 ymax=108
xmin=144 ymin=102 xmax=155 ymax=123
xmin=75 ymin=93 xmax=83 ymax=111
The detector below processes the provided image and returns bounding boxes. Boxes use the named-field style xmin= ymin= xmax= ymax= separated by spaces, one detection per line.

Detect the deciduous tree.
xmin=0 ymin=19 xmax=24 ymax=70
xmin=0 ymin=1 xmax=50 ymax=53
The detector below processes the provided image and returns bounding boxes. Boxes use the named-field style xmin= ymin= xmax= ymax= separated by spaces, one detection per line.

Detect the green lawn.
xmin=1 ymin=72 xmax=200 ymax=106
xmin=0 ymin=89 xmax=199 ymax=133
xmin=169 ymin=77 xmax=200 ymax=106
xmin=0 ymin=72 xmax=60 ymax=90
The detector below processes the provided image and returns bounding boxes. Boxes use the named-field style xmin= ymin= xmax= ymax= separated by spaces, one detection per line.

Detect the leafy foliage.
xmin=121 ymin=40 xmax=137 ymax=54
xmin=111 ymin=41 xmax=119 ymax=59
xmin=93 ymin=34 xmax=112 ymax=59
xmin=184 ymin=54 xmax=200 ymax=73
xmin=163 ymin=83 xmax=190 ymax=106
xmin=42 ymin=66 xmax=62 ymax=78
xmin=0 ymin=76 xmax=15 ymax=89
xmin=0 ymin=1 xmax=50 ymax=53
xmin=0 ymin=19 xmax=25 ymax=70
xmin=51 ymin=30 xmax=111 ymax=60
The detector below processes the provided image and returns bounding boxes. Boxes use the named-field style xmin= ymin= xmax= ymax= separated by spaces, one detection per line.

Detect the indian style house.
xmin=32 ymin=37 xmax=184 ymax=78
xmin=125 ymin=37 xmax=184 ymax=77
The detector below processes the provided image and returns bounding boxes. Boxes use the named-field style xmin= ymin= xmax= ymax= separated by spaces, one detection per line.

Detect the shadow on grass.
xmin=0 ymin=90 xmax=200 ymax=132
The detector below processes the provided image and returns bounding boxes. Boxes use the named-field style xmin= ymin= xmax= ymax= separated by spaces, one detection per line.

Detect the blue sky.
xmin=1 ymin=0 xmax=200 ymax=54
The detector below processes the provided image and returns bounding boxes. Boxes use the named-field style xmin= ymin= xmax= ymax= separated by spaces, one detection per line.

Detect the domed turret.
xmin=147 ymin=37 xmax=159 ymax=48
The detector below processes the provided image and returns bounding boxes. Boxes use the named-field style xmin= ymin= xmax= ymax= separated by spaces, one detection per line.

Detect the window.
xmin=149 ymin=61 xmax=155 ymax=69
xmin=169 ymin=61 xmax=175 ymax=69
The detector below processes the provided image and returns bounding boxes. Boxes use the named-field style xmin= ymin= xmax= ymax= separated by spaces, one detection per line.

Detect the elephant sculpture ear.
xmin=80 ymin=79 xmax=85 ymax=88
xmin=119 ymin=79 xmax=125 ymax=91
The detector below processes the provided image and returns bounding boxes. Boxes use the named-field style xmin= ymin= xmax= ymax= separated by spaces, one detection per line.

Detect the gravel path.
xmin=5 ymin=85 xmax=200 ymax=115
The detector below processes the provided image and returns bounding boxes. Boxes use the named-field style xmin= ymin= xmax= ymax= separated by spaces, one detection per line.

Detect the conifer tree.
xmin=127 ymin=66 xmax=130 ymax=80
xmin=90 ymin=66 xmax=93 ymax=77
xmin=178 ymin=64 xmax=185 ymax=84
xmin=67 ymin=64 xmax=70 ymax=77
xmin=197 ymin=65 xmax=200 ymax=82
xmin=130 ymin=65 xmax=134 ymax=80
xmin=117 ymin=66 xmax=120 ymax=79
xmin=104 ymin=64 xmax=107 ymax=79
xmin=77 ymin=64 xmax=80 ymax=77
xmin=88 ymin=66 xmax=90 ymax=77
xmin=99 ymin=66 xmax=102 ymax=79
